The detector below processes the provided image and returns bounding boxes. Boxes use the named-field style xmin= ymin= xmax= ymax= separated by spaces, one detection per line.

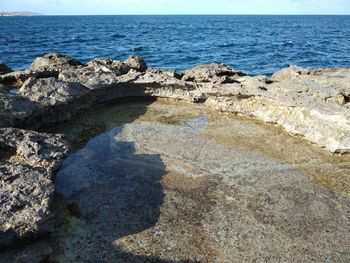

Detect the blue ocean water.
xmin=0 ymin=15 xmax=349 ymax=75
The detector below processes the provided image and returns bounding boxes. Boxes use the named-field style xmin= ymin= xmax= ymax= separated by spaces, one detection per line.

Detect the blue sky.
xmin=1 ymin=0 xmax=350 ymax=15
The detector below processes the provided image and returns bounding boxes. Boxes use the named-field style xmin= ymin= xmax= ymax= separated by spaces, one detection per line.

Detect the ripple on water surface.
xmin=1 ymin=15 xmax=350 ymax=74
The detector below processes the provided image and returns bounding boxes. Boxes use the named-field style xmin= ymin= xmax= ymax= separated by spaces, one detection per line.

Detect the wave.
xmin=217 ymin=43 xmax=236 ymax=48
xmin=111 ymin=33 xmax=126 ymax=39
xmin=129 ymin=46 xmax=146 ymax=52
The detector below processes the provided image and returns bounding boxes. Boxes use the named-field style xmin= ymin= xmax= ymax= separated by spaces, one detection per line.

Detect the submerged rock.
xmin=50 ymin=101 xmax=350 ymax=262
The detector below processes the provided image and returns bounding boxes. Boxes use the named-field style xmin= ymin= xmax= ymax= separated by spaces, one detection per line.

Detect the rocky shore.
xmin=0 ymin=53 xmax=349 ymax=261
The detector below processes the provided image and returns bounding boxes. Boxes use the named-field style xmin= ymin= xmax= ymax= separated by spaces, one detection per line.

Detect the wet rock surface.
xmin=0 ymin=53 xmax=349 ymax=261
xmin=48 ymin=100 xmax=350 ymax=262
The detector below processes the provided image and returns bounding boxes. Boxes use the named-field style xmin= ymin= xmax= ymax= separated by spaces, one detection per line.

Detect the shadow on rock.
xmin=50 ymin=100 xmax=193 ymax=262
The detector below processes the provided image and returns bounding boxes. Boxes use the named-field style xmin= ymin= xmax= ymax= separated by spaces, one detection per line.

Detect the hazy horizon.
xmin=1 ymin=0 xmax=350 ymax=15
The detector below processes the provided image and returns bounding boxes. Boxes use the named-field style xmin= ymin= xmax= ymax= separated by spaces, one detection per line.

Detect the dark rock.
xmin=0 ymin=70 xmax=30 ymax=85
xmin=0 ymin=63 xmax=12 ymax=75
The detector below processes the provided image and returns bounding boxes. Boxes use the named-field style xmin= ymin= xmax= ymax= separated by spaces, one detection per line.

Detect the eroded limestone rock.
xmin=19 ymin=77 xmax=89 ymax=107
xmin=0 ymin=53 xmax=349 ymax=260
xmin=181 ymin=63 xmax=246 ymax=83
xmin=29 ymin=53 xmax=83 ymax=78
xmin=0 ymin=94 xmax=39 ymax=128
xmin=0 ymin=128 xmax=68 ymax=248
xmin=0 ymin=54 xmax=349 ymax=153
xmin=198 ymin=66 xmax=350 ymax=153
xmin=0 ymin=70 xmax=31 ymax=85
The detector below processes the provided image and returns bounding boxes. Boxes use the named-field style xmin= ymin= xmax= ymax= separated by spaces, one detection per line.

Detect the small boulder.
xmin=86 ymin=58 xmax=130 ymax=75
xmin=271 ymin=65 xmax=306 ymax=81
xmin=124 ymin=56 xmax=147 ymax=72
xmin=29 ymin=53 xmax=83 ymax=78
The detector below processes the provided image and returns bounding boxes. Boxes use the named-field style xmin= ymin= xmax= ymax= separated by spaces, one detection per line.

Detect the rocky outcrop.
xmin=0 ymin=54 xmax=349 ymax=153
xmin=201 ymin=67 xmax=350 ymax=154
xmin=29 ymin=53 xmax=83 ymax=78
xmin=181 ymin=63 xmax=246 ymax=83
xmin=0 ymin=128 xmax=68 ymax=248
xmin=0 ymin=53 xmax=349 ymax=259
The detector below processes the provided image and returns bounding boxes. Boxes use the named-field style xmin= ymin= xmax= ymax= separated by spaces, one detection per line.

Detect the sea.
xmin=0 ymin=15 xmax=349 ymax=75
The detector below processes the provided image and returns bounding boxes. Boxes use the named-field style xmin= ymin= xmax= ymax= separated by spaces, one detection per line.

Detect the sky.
xmin=0 ymin=0 xmax=350 ymax=15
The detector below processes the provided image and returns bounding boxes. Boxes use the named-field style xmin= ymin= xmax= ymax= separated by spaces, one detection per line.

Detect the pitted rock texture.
xmin=0 ymin=53 xmax=349 ymax=153
xmin=0 ymin=128 xmax=68 ymax=248
xmin=29 ymin=53 xmax=83 ymax=78
xmin=202 ymin=66 xmax=350 ymax=153
xmin=0 ymin=53 xmax=349 ymax=261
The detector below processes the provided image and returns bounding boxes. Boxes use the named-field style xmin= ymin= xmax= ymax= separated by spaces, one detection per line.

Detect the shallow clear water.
xmin=50 ymin=99 xmax=350 ymax=262
xmin=1 ymin=15 xmax=349 ymax=75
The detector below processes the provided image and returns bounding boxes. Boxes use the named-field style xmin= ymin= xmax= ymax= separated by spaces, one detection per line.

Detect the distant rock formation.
xmin=0 ymin=12 xmax=43 ymax=17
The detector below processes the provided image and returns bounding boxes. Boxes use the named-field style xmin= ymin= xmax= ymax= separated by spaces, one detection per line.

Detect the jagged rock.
xmin=0 ymin=128 xmax=69 ymax=170
xmin=0 ymin=53 xmax=350 ymax=261
xmin=59 ymin=68 xmax=121 ymax=90
xmin=0 ymin=70 xmax=31 ymax=85
xmin=133 ymin=69 xmax=203 ymax=102
xmin=181 ymin=63 xmax=246 ymax=83
xmin=124 ymin=56 xmax=147 ymax=72
xmin=20 ymin=77 xmax=89 ymax=107
xmin=0 ymin=94 xmax=39 ymax=128
xmin=0 ymin=64 xmax=12 ymax=75
xmin=0 ymin=53 xmax=349 ymax=153
xmin=29 ymin=53 xmax=83 ymax=78
xmin=85 ymin=56 xmax=147 ymax=75
xmin=0 ymin=128 xmax=68 ymax=247
xmin=86 ymin=58 xmax=125 ymax=74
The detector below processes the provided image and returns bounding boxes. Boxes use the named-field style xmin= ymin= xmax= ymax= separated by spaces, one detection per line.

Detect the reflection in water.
xmin=50 ymin=99 xmax=350 ymax=262
xmin=55 ymin=127 xmax=173 ymax=262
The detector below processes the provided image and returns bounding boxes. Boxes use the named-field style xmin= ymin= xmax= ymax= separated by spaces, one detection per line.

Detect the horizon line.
xmin=2 ymin=13 xmax=350 ymax=16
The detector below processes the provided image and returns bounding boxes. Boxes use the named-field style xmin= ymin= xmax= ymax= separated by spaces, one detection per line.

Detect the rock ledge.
xmin=0 ymin=53 xmax=349 ymax=259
